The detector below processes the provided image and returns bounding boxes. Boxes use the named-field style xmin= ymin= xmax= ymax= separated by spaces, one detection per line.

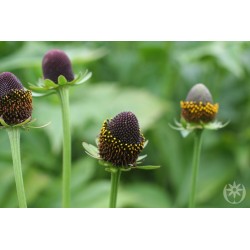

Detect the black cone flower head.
xmin=0 ymin=72 xmax=32 ymax=126
xmin=98 ymin=112 xmax=145 ymax=167
xmin=181 ymin=83 xmax=219 ymax=123
xmin=42 ymin=49 xmax=74 ymax=83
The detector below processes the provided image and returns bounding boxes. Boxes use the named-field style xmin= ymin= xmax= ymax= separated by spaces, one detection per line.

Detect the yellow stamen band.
xmin=180 ymin=101 xmax=219 ymax=123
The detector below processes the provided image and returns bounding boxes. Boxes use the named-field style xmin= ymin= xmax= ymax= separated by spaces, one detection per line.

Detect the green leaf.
xmin=119 ymin=182 xmax=172 ymax=208
xmin=71 ymin=181 xmax=110 ymax=208
xmin=71 ymin=158 xmax=97 ymax=190
xmin=135 ymin=165 xmax=161 ymax=170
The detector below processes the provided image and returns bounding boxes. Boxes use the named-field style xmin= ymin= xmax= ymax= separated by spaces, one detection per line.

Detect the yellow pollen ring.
xmin=180 ymin=101 xmax=219 ymax=123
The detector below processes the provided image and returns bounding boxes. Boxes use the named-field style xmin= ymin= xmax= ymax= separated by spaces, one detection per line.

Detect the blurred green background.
xmin=0 ymin=41 xmax=249 ymax=208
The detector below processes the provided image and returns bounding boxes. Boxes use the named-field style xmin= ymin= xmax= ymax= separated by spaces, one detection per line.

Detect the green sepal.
xmin=143 ymin=140 xmax=148 ymax=148
xmin=27 ymin=120 xmax=51 ymax=129
xmin=31 ymin=91 xmax=55 ymax=97
xmin=28 ymin=84 xmax=56 ymax=93
xmin=137 ymin=154 xmax=147 ymax=162
xmin=134 ymin=165 xmax=161 ymax=170
xmin=57 ymin=70 xmax=92 ymax=86
xmin=83 ymin=141 xmax=158 ymax=172
xmin=44 ymin=79 xmax=58 ymax=88
xmin=28 ymin=78 xmax=58 ymax=96
xmin=58 ymin=75 xmax=68 ymax=85
xmin=0 ymin=116 xmax=49 ymax=131
xmin=170 ymin=118 xmax=229 ymax=138
xmin=105 ymin=167 xmax=118 ymax=173
xmin=103 ymin=164 xmax=160 ymax=172
xmin=71 ymin=71 xmax=92 ymax=85
xmin=0 ymin=116 xmax=32 ymax=128
xmin=0 ymin=117 xmax=9 ymax=127
xmin=98 ymin=160 xmax=132 ymax=172
xmin=105 ymin=166 xmax=132 ymax=172
xmin=205 ymin=120 xmax=230 ymax=129
xmin=120 ymin=167 xmax=132 ymax=172
xmin=82 ymin=142 xmax=100 ymax=159
xmin=28 ymin=70 xmax=92 ymax=96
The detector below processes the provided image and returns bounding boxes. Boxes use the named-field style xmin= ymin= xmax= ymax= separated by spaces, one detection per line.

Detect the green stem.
xmin=7 ymin=127 xmax=27 ymax=208
xmin=189 ymin=129 xmax=203 ymax=208
xmin=58 ymin=86 xmax=71 ymax=208
xmin=109 ymin=169 xmax=122 ymax=208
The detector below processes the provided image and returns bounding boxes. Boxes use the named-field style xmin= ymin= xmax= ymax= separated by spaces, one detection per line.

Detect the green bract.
xmin=170 ymin=117 xmax=229 ymax=137
xmin=0 ymin=116 xmax=32 ymax=128
xmin=82 ymin=141 xmax=160 ymax=172
xmin=28 ymin=70 xmax=92 ymax=96
xmin=0 ymin=116 xmax=50 ymax=130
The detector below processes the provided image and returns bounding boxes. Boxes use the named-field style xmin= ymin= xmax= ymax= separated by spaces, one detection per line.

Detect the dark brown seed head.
xmin=98 ymin=112 xmax=145 ymax=167
xmin=42 ymin=49 xmax=74 ymax=83
xmin=180 ymin=83 xmax=219 ymax=123
xmin=0 ymin=72 xmax=32 ymax=126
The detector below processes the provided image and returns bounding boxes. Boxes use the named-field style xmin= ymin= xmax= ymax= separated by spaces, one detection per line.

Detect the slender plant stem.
xmin=189 ymin=129 xmax=203 ymax=208
xmin=109 ymin=169 xmax=122 ymax=208
xmin=7 ymin=127 xmax=27 ymax=208
xmin=58 ymin=86 xmax=71 ymax=208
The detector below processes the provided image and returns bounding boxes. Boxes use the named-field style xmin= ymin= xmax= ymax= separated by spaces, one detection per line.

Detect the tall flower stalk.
xmin=7 ymin=127 xmax=27 ymax=208
xmin=29 ymin=49 xmax=92 ymax=208
xmin=57 ymin=86 xmax=71 ymax=208
xmin=109 ymin=168 xmax=121 ymax=208
xmin=189 ymin=129 xmax=203 ymax=208
xmin=83 ymin=111 xmax=160 ymax=208
xmin=0 ymin=72 xmax=33 ymax=208
xmin=171 ymin=83 xmax=227 ymax=208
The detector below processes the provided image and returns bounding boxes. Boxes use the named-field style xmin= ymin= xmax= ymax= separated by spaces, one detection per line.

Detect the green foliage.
xmin=0 ymin=41 xmax=249 ymax=207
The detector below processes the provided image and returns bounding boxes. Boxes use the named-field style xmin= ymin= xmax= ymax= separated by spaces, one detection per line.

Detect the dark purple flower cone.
xmin=0 ymin=72 xmax=32 ymax=125
xmin=42 ymin=49 xmax=74 ymax=83
xmin=0 ymin=72 xmax=23 ymax=97
xmin=98 ymin=112 xmax=145 ymax=167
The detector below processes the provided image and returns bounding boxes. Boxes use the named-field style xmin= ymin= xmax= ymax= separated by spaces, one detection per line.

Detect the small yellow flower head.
xmin=0 ymin=72 xmax=32 ymax=126
xmin=98 ymin=112 xmax=145 ymax=167
xmin=180 ymin=83 xmax=219 ymax=123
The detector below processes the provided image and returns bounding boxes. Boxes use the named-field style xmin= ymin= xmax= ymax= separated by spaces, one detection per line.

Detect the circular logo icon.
xmin=223 ymin=181 xmax=246 ymax=204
